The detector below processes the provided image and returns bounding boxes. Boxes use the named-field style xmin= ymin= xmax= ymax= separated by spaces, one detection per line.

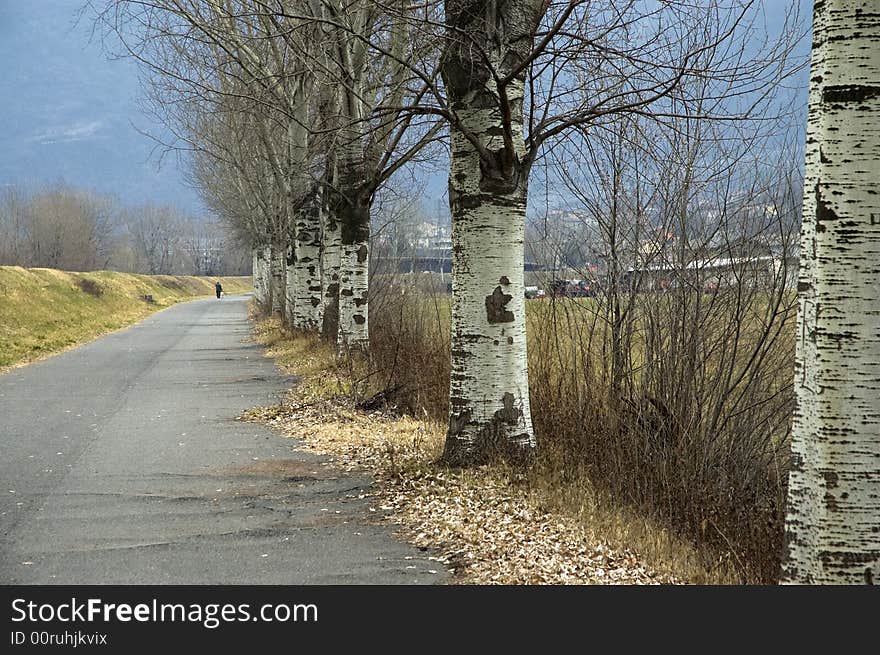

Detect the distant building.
xmin=623 ymin=238 xmax=798 ymax=292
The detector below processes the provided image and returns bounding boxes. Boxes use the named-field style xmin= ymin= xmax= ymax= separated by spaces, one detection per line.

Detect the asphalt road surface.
xmin=0 ymin=295 xmax=446 ymax=584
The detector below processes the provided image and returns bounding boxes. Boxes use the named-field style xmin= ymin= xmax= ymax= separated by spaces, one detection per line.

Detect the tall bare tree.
xmin=284 ymin=0 xmax=444 ymax=350
xmin=125 ymin=204 xmax=183 ymax=274
xmin=432 ymin=0 xmax=802 ymax=464
xmin=95 ymin=0 xmax=442 ymax=349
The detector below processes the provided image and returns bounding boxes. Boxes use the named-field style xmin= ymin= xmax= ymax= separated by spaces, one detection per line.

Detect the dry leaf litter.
xmin=242 ymin=393 xmax=679 ymax=585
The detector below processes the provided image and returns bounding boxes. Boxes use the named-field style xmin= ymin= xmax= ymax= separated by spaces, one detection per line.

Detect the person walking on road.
xmin=215 ymin=281 xmax=223 ymax=299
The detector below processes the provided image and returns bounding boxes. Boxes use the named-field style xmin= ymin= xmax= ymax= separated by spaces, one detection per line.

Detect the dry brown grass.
xmin=244 ymin=312 xmax=735 ymax=584
xmin=357 ymin=286 xmax=794 ymax=583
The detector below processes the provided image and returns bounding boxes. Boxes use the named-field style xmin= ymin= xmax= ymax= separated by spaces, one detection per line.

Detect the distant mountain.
xmin=0 ymin=0 xmax=203 ymax=212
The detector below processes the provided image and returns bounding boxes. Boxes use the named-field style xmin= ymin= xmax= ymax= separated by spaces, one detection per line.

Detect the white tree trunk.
xmin=321 ymin=193 xmax=342 ymax=341
xmin=335 ymin=136 xmax=370 ymax=351
xmin=782 ymin=0 xmax=880 ymax=585
xmin=261 ymin=244 xmax=272 ymax=311
xmin=291 ymin=194 xmax=324 ymax=331
xmin=442 ymin=80 xmax=535 ymax=465
xmin=251 ymin=248 xmax=263 ymax=303
xmin=337 ymin=239 xmax=369 ymax=351
xmin=284 ymin=242 xmax=296 ymax=325
xmin=268 ymin=241 xmax=286 ymax=316
xmin=253 ymin=246 xmax=271 ymax=311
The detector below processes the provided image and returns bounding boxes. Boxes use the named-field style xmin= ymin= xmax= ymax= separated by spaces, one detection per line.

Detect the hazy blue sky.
xmin=0 ymin=0 xmax=810 ymax=219
xmin=0 ymin=0 xmax=204 ymax=212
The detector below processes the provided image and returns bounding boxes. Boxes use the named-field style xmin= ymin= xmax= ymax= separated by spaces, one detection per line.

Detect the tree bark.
xmin=284 ymin=241 xmax=296 ymax=325
xmin=252 ymin=247 xmax=268 ymax=308
xmin=284 ymin=84 xmax=317 ymax=331
xmin=440 ymin=1 xmax=540 ymax=465
xmin=291 ymin=189 xmax=324 ymax=331
xmin=268 ymin=240 xmax=286 ymax=316
xmin=781 ymin=0 xmax=880 ymax=585
xmin=331 ymin=4 xmax=371 ymax=353
xmin=321 ymin=179 xmax=342 ymax=342
xmin=254 ymin=244 xmax=272 ymax=312
xmin=336 ymin=184 xmax=370 ymax=352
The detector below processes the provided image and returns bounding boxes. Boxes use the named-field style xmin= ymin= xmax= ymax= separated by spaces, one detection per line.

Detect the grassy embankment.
xmin=0 ymin=266 xmax=251 ymax=369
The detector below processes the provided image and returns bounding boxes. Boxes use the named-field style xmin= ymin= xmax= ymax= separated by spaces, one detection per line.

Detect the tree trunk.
xmin=439 ymin=1 xmax=540 ymax=465
xmin=284 ymin=241 xmax=296 ymax=325
xmin=321 ymin=181 xmax=342 ymax=342
xmin=337 ymin=188 xmax=370 ymax=352
xmin=333 ymin=22 xmax=371 ymax=353
xmin=291 ymin=189 xmax=324 ymax=332
xmin=284 ymin=88 xmax=315 ymax=330
xmin=269 ymin=241 xmax=286 ymax=316
xmin=442 ymin=138 xmax=534 ymax=465
xmin=254 ymin=245 xmax=272 ymax=312
xmin=262 ymin=244 xmax=273 ymax=312
xmin=781 ymin=0 xmax=880 ymax=585
xmin=252 ymin=247 xmax=268 ymax=308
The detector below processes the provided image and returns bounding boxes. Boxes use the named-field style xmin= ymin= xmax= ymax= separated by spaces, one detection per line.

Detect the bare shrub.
xmin=362 ymin=279 xmax=796 ymax=580
xmin=365 ymin=276 xmax=450 ymax=420
xmin=528 ymin=284 xmax=796 ymax=582
xmin=75 ymin=277 xmax=104 ymax=297
xmin=525 ymin=109 xmax=802 ymax=581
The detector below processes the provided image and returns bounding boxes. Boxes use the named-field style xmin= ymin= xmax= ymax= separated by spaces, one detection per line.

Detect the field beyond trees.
xmin=0 ymin=266 xmax=250 ymax=368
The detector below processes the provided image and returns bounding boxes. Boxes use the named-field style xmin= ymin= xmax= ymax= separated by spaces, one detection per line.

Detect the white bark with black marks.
xmin=291 ymin=193 xmax=324 ymax=331
xmin=268 ymin=241 xmax=286 ymax=316
xmin=252 ymin=248 xmax=268 ymax=307
xmin=321 ymin=191 xmax=342 ymax=341
xmin=440 ymin=0 xmax=540 ymax=465
xmin=284 ymin=242 xmax=296 ymax=325
xmin=254 ymin=245 xmax=272 ymax=311
xmin=444 ymin=91 xmax=535 ymax=464
xmin=337 ymin=240 xmax=369 ymax=351
xmin=782 ymin=0 xmax=880 ymax=585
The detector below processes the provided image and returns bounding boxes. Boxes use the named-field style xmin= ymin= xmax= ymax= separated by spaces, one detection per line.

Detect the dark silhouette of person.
xmin=215 ymin=281 xmax=223 ymax=299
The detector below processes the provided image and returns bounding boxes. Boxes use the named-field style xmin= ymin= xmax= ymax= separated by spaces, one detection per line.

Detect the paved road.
xmin=0 ymin=295 xmax=445 ymax=584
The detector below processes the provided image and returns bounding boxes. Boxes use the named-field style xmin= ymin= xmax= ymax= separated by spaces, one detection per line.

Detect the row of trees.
xmin=0 ymin=184 xmax=250 ymax=275
xmin=97 ymin=0 xmax=801 ymax=456
xmin=95 ymin=0 xmax=879 ymax=582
